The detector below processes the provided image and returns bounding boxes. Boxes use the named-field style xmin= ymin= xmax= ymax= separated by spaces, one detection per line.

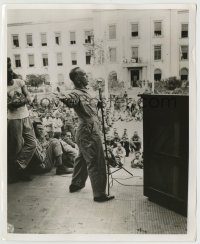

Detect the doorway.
xmin=130 ymin=69 xmax=140 ymax=87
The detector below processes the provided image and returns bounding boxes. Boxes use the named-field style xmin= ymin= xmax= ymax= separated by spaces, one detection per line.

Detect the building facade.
xmin=7 ymin=9 xmax=189 ymax=92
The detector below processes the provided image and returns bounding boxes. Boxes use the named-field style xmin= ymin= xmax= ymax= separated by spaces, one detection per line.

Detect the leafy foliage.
xmin=26 ymin=74 xmax=46 ymax=88
xmin=154 ymin=77 xmax=189 ymax=95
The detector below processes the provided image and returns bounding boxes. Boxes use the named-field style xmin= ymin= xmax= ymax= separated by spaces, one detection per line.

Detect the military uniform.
xmin=62 ymin=88 xmax=107 ymax=198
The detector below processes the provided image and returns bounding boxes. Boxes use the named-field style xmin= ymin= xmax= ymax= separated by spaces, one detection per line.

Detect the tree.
xmin=26 ymin=74 xmax=46 ymax=89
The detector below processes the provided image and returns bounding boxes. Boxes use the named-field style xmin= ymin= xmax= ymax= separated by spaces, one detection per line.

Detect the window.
xmin=28 ymin=54 xmax=34 ymax=67
xmin=85 ymin=30 xmax=93 ymax=43
xmin=154 ymin=21 xmax=162 ymax=36
xmin=70 ymin=32 xmax=76 ymax=44
xmin=86 ymin=51 xmax=91 ymax=65
xmin=181 ymin=24 xmax=188 ymax=38
xmin=131 ymin=23 xmax=138 ymax=37
xmin=109 ymin=48 xmax=117 ymax=62
xmin=154 ymin=45 xmax=161 ymax=60
xmin=180 ymin=68 xmax=188 ymax=80
xmin=42 ymin=54 xmax=48 ymax=66
xmin=181 ymin=45 xmax=188 ymax=60
xmin=26 ymin=34 xmax=33 ymax=47
xmin=109 ymin=25 xmax=116 ymax=40
xmin=55 ymin=32 xmax=61 ymax=45
xmin=131 ymin=47 xmax=138 ymax=62
xmin=58 ymin=74 xmax=64 ymax=85
xmin=71 ymin=52 xmax=77 ymax=65
xmin=57 ymin=53 xmax=63 ymax=66
xmin=41 ymin=33 xmax=47 ymax=46
xmin=14 ymin=54 xmax=21 ymax=67
xmin=154 ymin=69 xmax=162 ymax=81
xmin=12 ymin=35 xmax=19 ymax=47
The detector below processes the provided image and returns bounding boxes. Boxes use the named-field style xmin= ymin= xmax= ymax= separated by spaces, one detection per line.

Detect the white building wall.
xmin=7 ymin=9 xmax=189 ymax=91
xmin=8 ymin=18 xmax=94 ymax=89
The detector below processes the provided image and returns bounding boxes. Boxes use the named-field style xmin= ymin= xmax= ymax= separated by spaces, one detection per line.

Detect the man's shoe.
xmin=69 ymin=184 xmax=84 ymax=193
xmin=56 ymin=167 xmax=73 ymax=175
xmin=94 ymin=195 xmax=115 ymax=202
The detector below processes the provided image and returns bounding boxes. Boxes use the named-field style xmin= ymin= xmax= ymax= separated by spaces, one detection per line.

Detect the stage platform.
xmin=7 ymin=156 xmax=187 ymax=234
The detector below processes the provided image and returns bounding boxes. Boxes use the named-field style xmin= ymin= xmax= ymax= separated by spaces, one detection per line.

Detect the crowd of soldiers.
xmin=26 ymin=94 xmax=143 ymax=174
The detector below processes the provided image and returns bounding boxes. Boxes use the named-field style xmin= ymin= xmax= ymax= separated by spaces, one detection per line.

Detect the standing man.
xmin=120 ymin=136 xmax=130 ymax=157
xmin=58 ymin=67 xmax=114 ymax=202
xmin=7 ymin=67 xmax=36 ymax=183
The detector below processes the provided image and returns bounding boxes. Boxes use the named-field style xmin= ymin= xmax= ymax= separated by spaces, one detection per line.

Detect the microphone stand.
xmin=98 ymin=87 xmax=110 ymax=196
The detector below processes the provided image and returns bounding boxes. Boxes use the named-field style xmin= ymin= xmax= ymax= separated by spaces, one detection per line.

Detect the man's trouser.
xmin=7 ymin=117 xmax=36 ymax=177
xmin=28 ymin=139 xmax=77 ymax=174
xmin=71 ymin=123 xmax=107 ymax=198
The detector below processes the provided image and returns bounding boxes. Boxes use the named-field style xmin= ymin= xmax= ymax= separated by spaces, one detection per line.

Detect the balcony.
xmin=122 ymin=57 xmax=147 ymax=68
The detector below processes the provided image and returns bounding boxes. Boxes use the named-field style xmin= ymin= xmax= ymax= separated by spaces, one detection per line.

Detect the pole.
xmin=98 ymin=87 xmax=110 ymax=196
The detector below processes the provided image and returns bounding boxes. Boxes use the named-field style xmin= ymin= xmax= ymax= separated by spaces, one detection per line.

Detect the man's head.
xmin=66 ymin=131 xmax=72 ymax=139
xmin=33 ymin=121 xmax=44 ymax=138
xmin=69 ymin=67 xmax=88 ymax=88
xmin=134 ymin=131 xmax=138 ymax=137
xmin=122 ymin=137 xmax=126 ymax=142
xmin=114 ymin=132 xmax=119 ymax=138
xmin=135 ymin=152 xmax=141 ymax=159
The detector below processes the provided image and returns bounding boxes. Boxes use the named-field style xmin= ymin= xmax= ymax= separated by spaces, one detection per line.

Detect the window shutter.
xmin=131 ymin=47 xmax=138 ymax=58
xmin=57 ymin=53 xmax=62 ymax=63
xmin=182 ymin=24 xmax=188 ymax=31
xmin=110 ymin=48 xmax=116 ymax=62
xmin=131 ymin=24 xmax=138 ymax=32
xmin=154 ymin=22 xmax=161 ymax=31
xmin=29 ymin=55 xmax=34 ymax=65
xmin=70 ymin=32 xmax=75 ymax=41
xmin=41 ymin=34 xmax=47 ymax=43
xmin=109 ymin=25 xmax=116 ymax=39
xmin=27 ymin=35 xmax=32 ymax=44
xmin=71 ymin=52 xmax=76 ymax=60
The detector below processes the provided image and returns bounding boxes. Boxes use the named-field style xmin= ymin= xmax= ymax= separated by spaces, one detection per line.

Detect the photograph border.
xmin=0 ymin=1 xmax=197 ymax=242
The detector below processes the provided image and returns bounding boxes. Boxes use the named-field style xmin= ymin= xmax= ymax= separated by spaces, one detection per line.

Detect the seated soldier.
xmin=131 ymin=152 xmax=143 ymax=169
xmin=130 ymin=131 xmax=142 ymax=152
xmin=113 ymin=142 xmax=126 ymax=167
xmin=106 ymin=135 xmax=115 ymax=148
xmin=61 ymin=131 xmax=78 ymax=149
xmin=63 ymin=113 xmax=75 ymax=141
xmin=28 ymin=122 xmax=77 ymax=175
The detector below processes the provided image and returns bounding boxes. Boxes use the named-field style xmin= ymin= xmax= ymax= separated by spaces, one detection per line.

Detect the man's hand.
xmin=54 ymin=92 xmax=79 ymax=108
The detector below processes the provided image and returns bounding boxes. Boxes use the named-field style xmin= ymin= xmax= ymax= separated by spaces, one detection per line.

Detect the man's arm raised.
xmin=57 ymin=92 xmax=80 ymax=108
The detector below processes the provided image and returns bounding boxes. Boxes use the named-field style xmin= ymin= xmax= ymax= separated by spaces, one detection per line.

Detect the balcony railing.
xmin=122 ymin=57 xmax=147 ymax=68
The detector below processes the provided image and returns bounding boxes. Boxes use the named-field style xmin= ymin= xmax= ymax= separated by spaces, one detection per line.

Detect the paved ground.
xmin=7 ymin=155 xmax=187 ymax=234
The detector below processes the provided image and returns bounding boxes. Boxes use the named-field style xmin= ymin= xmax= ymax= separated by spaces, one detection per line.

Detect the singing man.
xmin=58 ymin=67 xmax=114 ymax=202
